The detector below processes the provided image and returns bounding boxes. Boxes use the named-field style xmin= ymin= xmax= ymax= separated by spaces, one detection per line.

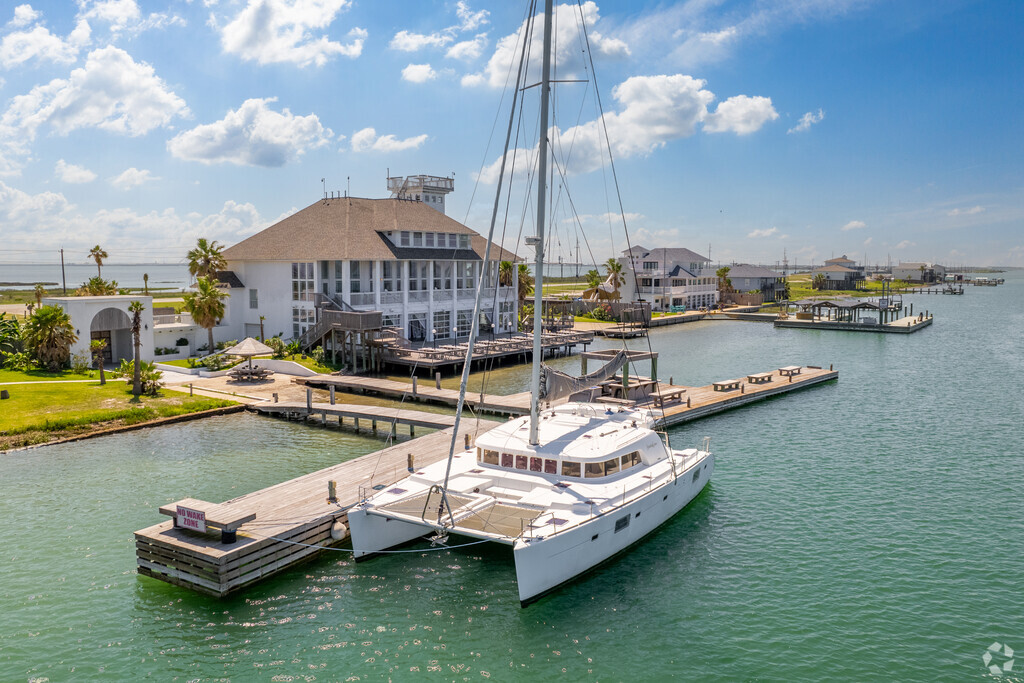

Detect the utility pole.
xmin=60 ymin=248 xmax=67 ymax=295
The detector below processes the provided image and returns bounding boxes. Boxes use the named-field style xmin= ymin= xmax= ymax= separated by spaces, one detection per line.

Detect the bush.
xmin=70 ymin=351 xmax=92 ymax=374
xmin=112 ymin=359 xmax=164 ymax=395
xmin=202 ymin=354 xmax=226 ymax=371
xmin=175 ymin=337 xmax=188 ymax=346
xmin=2 ymin=351 xmax=34 ymax=371
xmin=285 ymin=340 xmax=301 ymax=356
xmin=310 ymin=346 xmax=325 ymax=364
xmin=216 ymin=339 xmax=238 ymax=351
xmin=265 ymin=336 xmax=287 ymax=359
xmin=590 ymin=303 xmax=614 ymax=321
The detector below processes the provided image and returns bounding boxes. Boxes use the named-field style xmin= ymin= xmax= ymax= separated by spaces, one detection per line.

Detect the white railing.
xmin=350 ymin=292 xmax=375 ymax=306
xmin=381 ymin=291 xmax=403 ymax=304
xmin=153 ymin=313 xmax=193 ymax=326
xmin=408 ymin=291 xmax=429 ymax=303
xmin=433 ymin=290 xmax=453 ymax=302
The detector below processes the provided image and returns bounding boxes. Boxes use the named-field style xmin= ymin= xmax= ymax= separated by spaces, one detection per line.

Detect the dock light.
xmin=431 ymin=328 xmax=437 ymax=348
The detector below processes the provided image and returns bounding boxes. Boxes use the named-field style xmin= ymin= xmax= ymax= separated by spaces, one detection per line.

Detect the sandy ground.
xmin=160 ymin=367 xmax=325 ymax=405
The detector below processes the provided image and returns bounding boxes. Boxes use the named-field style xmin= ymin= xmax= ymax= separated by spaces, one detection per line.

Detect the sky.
xmin=0 ymin=0 xmax=1021 ymax=270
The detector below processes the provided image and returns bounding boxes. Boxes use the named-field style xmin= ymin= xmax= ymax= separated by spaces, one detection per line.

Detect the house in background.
xmin=220 ymin=175 xmax=519 ymax=351
xmin=823 ymin=255 xmax=865 ymax=277
xmin=725 ymin=264 xmax=787 ymax=302
xmin=812 ymin=259 xmax=862 ymax=290
xmin=892 ymin=262 xmax=946 ymax=283
xmin=618 ymin=246 xmax=719 ymax=311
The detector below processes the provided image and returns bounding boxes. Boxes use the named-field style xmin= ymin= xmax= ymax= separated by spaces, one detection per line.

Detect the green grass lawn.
xmin=0 ymin=380 xmax=236 ymax=449
xmin=0 ymin=368 xmax=96 ymax=383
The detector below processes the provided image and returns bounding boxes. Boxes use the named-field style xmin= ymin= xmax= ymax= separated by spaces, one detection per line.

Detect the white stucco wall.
xmin=43 ymin=295 xmax=154 ymax=364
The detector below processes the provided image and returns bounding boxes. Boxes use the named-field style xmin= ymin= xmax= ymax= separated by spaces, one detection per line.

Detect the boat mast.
xmin=529 ymin=0 xmax=554 ymax=447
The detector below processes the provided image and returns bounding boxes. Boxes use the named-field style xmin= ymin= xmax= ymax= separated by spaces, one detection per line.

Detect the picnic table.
xmin=603 ymin=376 xmax=658 ymax=400
xmin=651 ymin=386 xmax=687 ymax=407
xmin=228 ymin=366 xmax=272 ymax=381
xmin=779 ymin=365 xmax=802 ymax=377
xmin=712 ymin=379 xmax=742 ymax=392
xmin=747 ymin=372 xmax=773 ymax=384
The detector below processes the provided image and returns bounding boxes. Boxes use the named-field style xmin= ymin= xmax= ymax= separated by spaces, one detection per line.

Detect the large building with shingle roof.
xmin=618 ymin=245 xmax=719 ymax=311
xmin=219 ymin=177 xmax=518 ymax=346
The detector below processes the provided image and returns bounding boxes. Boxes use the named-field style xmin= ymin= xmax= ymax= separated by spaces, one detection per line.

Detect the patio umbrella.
xmin=222 ymin=337 xmax=273 ymax=371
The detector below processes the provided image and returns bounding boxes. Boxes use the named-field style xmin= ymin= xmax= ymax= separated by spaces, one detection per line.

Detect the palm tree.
xmin=33 ymin=284 xmax=46 ymax=306
xmin=604 ymin=258 xmax=624 ymax=289
xmin=716 ymin=266 xmax=732 ymax=294
xmin=812 ymin=272 xmax=827 ymax=290
xmin=22 ymin=304 xmax=77 ymax=371
xmin=89 ymin=245 xmax=108 ymax=278
xmin=585 ymin=269 xmax=602 ymax=289
xmin=143 ymin=273 xmax=149 ymax=295
xmin=90 ymin=338 xmax=107 ymax=385
xmin=129 ymin=300 xmax=143 ymax=396
xmin=75 ymin=277 xmax=119 ymax=296
xmin=516 ymin=264 xmax=534 ymax=301
xmin=498 ymin=260 xmax=515 ymax=288
xmin=183 ymin=276 xmax=227 ymax=355
xmin=187 ymin=238 xmax=227 ymax=282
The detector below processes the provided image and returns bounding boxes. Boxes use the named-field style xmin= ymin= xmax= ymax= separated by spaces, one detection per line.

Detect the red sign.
xmin=176 ymin=505 xmax=206 ymax=533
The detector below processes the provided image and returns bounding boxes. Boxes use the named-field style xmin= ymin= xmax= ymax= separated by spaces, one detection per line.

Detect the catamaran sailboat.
xmin=347 ymin=0 xmax=713 ymax=606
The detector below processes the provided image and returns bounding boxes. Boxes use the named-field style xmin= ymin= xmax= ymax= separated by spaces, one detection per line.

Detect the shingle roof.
xmin=215 ymin=270 xmax=245 ymax=288
xmin=222 ymin=197 xmax=519 ymax=263
xmin=813 ymin=265 xmax=858 ymax=273
xmin=622 ymin=246 xmax=710 ymax=263
xmin=725 ymin=263 xmax=783 ymax=278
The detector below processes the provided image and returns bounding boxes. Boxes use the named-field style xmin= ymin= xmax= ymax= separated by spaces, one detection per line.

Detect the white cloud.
xmin=748 ymin=227 xmax=779 ymax=238
xmin=167 ymin=97 xmax=331 ymax=167
xmin=703 ymin=95 xmax=778 ymax=134
xmin=0 ymin=46 xmax=188 ymax=168
xmin=455 ymin=1 xmax=488 ymax=31
xmin=10 ymin=4 xmax=41 ymax=27
xmin=478 ymin=74 xmax=773 ymax=182
xmin=220 ymin=0 xmax=365 ymax=67
xmin=465 ymin=2 xmax=629 ymax=89
xmin=895 ymin=240 xmax=914 ymax=249
xmin=401 ymin=63 xmax=436 ymax=83
xmin=841 ymin=220 xmax=865 ymax=231
xmin=0 ymin=25 xmax=82 ymax=69
xmin=446 ymin=33 xmax=487 ymax=61
xmin=947 ymin=205 xmax=984 ymax=216
xmin=863 ymin=237 xmax=873 ymax=246
xmin=55 ymin=159 xmax=96 ymax=183
xmin=79 ymin=0 xmax=141 ymax=31
xmin=111 ymin=166 xmax=156 ymax=190
xmin=350 ymin=127 xmax=427 ymax=153
xmin=390 ymin=30 xmax=452 ymax=52
xmin=0 ymin=178 xmax=269 ymax=259
xmin=788 ymin=108 xmax=824 ymax=134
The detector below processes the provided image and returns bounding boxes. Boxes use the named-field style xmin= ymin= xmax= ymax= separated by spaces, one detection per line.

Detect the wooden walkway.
xmin=255 ymin=401 xmax=459 ymax=431
xmin=296 ymin=374 xmax=535 ymax=414
xmin=136 ymin=364 xmax=838 ymax=597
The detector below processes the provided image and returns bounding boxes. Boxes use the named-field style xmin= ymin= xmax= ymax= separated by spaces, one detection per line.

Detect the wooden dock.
xmin=295 ymin=374 xmax=535 ymax=415
xmin=774 ymin=315 xmax=933 ymax=334
xmin=135 ymin=364 xmax=837 ymax=597
xmin=255 ymin=401 xmax=460 ymax=433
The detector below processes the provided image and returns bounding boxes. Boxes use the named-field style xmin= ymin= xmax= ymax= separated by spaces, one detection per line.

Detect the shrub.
xmin=216 ymin=339 xmax=238 ymax=351
xmin=70 ymin=351 xmax=92 ymax=374
xmin=310 ymin=346 xmax=325 ymax=364
xmin=3 ymin=351 xmax=34 ymax=371
xmin=175 ymin=337 xmax=188 ymax=346
xmin=265 ymin=336 xmax=286 ymax=359
xmin=112 ymin=359 xmax=164 ymax=395
xmin=285 ymin=340 xmax=301 ymax=356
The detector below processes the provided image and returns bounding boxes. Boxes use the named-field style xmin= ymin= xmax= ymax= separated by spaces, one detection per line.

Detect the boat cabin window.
xmin=585 ymin=456 xmax=626 ymax=478
xmin=585 ymin=462 xmax=604 ymax=478
xmin=529 ymin=457 xmax=543 ymax=472
xmin=621 ymin=451 xmax=641 ymax=470
xmin=501 ymin=453 xmax=513 ymax=468
xmin=515 ymin=455 xmax=528 ymax=470
xmin=562 ymin=461 xmax=581 ymax=477
xmin=544 ymin=459 xmax=557 ymax=474
xmin=480 ymin=449 xmax=499 ymax=465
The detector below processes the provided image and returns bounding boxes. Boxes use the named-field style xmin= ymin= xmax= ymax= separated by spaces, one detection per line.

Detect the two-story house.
xmin=618 ymin=246 xmax=719 ymax=311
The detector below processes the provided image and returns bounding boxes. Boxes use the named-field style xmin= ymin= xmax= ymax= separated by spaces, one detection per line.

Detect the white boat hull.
xmin=348 ymin=507 xmax=434 ymax=560
xmin=513 ymin=453 xmax=714 ymax=604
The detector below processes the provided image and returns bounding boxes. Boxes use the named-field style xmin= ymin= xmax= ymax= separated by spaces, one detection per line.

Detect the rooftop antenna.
xmin=321 ymin=178 xmax=326 ymax=200
xmin=347 ymin=176 xmax=351 ymax=198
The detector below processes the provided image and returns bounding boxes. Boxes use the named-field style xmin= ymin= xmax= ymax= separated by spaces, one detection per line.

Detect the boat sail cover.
xmin=538 ymin=350 xmax=629 ymax=401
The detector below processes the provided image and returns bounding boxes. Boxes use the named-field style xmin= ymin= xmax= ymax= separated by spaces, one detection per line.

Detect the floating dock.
xmin=135 ymin=364 xmax=837 ymax=597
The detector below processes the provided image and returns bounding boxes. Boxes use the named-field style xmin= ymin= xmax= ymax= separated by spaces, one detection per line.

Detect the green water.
xmin=3 ymin=274 xmax=1023 ymax=681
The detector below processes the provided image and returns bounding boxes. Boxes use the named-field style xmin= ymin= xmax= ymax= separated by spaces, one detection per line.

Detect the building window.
xmin=292 ymin=306 xmax=314 ymax=339
xmin=456 ymin=262 xmax=475 ymax=289
xmin=457 ymin=309 xmax=474 ymax=337
xmin=458 ymin=234 xmax=470 ymax=249
xmin=408 ymin=313 xmax=426 ymax=342
xmin=400 ymin=232 xmax=410 ymax=246
xmin=448 ymin=233 xmax=458 ymax=248
xmin=334 ymin=262 xmax=344 ymax=295
xmin=291 ymin=262 xmax=314 ymax=301
xmin=382 ymin=261 xmax=402 ymax=292
xmin=249 ymin=288 xmax=258 ymax=309
xmin=425 ymin=232 xmax=434 ymax=248
xmin=409 ymin=261 xmax=428 ymax=291
xmin=433 ymin=310 xmax=451 ymax=339
xmin=350 ymin=261 xmax=374 ymax=294
xmin=413 ymin=232 xmax=423 ymax=247
xmin=643 ymin=261 xmax=658 ymax=270
xmin=382 ymin=313 xmax=402 ymax=329
xmin=433 ymin=261 xmax=452 ymax=290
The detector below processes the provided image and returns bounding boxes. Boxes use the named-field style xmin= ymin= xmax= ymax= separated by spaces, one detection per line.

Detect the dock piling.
xmin=329 ymin=386 xmax=335 ymax=405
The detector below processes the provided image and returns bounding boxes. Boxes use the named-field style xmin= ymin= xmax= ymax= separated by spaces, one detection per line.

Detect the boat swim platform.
xmin=135 ymin=364 xmax=836 ymax=597
xmin=774 ymin=315 xmax=933 ymax=334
